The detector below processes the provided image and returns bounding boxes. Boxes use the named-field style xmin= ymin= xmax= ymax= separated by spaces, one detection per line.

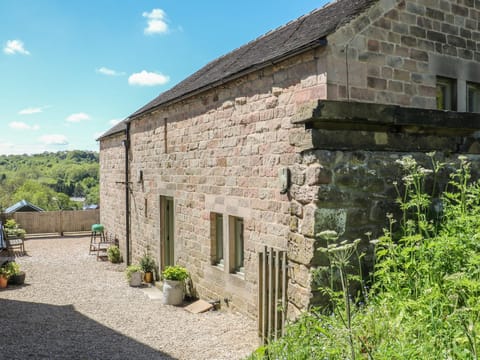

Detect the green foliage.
xmin=7 ymin=262 xmax=20 ymax=276
xmin=4 ymin=219 xmax=27 ymax=238
xmin=125 ymin=264 xmax=142 ymax=281
xmin=162 ymin=265 xmax=189 ymax=281
xmin=4 ymin=219 xmax=18 ymax=229
xmin=0 ymin=262 xmax=18 ymax=278
xmin=0 ymin=150 xmax=99 ymax=211
xmin=139 ymin=250 xmax=156 ymax=273
xmin=253 ymin=154 xmax=480 ymax=359
xmin=107 ymin=245 xmax=122 ymax=264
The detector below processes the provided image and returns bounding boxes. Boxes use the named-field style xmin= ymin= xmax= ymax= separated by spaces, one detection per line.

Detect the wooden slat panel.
xmin=274 ymin=248 xmax=279 ymax=340
xmin=262 ymin=245 xmax=267 ymax=343
xmin=11 ymin=210 xmax=100 ymax=235
xmin=281 ymin=250 xmax=287 ymax=337
xmin=258 ymin=246 xmax=288 ymax=344
xmin=267 ymin=247 xmax=273 ymax=341
xmin=258 ymin=250 xmax=264 ymax=339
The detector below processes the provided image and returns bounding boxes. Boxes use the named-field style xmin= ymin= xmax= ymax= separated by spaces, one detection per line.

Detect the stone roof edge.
xmin=294 ymin=100 xmax=480 ymax=135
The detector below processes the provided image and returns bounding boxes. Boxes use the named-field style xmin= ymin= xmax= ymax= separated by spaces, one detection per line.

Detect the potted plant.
xmin=125 ymin=264 xmax=142 ymax=287
xmin=4 ymin=219 xmax=26 ymax=238
xmin=7 ymin=262 xmax=25 ymax=285
xmin=107 ymin=245 xmax=122 ymax=263
xmin=162 ymin=265 xmax=189 ymax=305
xmin=139 ymin=252 xmax=156 ymax=283
xmin=0 ymin=262 xmax=14 ymax=289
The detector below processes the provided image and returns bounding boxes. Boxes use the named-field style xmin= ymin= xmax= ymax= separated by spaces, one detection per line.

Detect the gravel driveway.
xmin=0 ymin=236 xmax=258 ymax=360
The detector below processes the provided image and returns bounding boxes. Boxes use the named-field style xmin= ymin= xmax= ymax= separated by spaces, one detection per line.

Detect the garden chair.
xmin=1 ymin=226 xmax=25 ymax=256
xmin=89 ymin=225 xmax=117 ymax=260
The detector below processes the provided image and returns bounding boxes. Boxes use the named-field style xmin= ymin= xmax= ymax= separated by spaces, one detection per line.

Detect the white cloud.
xmin=109 ymin=118 xmax=123 ymax=125
xmin=4 ymin=39 xmax=30 ymax=55
xmin=128 ymin=70 xmax=170 ymax=86
xmin=9 ymin=121 xmax=40 ymax=131
xmin=66 ymin=112 xmax=91 ymax=123
xmin=96 ymin=66 xmax=125 ymax=76
xmin=143 ymin=9 xmax=168 ymax=35
xmin=39 ymin=134 xmax=68 ymax=145
xmin=19 ymin=106 xmax=46 ymax=115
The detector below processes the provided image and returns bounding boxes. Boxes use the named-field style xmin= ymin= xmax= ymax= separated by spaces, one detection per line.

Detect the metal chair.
xmin=2 ymin=228 xmax=25 ymax=256
xmin=89 ymin=225 xmax=117 ymax=260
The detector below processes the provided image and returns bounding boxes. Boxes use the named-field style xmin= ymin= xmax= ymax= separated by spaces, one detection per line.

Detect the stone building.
xmin=98 ymin=0 xmax=480 ymax=326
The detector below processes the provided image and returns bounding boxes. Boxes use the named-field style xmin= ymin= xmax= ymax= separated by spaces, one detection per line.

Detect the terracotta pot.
xmin=0 ymin=275 xmax=8 ymax=289
xmin=144 ymin=271 xmax=153 ymax=283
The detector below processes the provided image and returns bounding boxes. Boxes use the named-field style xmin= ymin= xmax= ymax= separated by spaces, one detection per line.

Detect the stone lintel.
xmin=293 ymin=100 xmax=480 ymax=136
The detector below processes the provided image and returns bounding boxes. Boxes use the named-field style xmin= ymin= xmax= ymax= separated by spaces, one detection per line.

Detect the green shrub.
xmin=0 ymin=261 xmax=18 ymax=278
xmin=139 ymin=252 xmax=155 ymax=273
xmin=4 ymin=219 xmax=26 ymax=238
xmin=107 ymin=245 xmax=122 ymax=263
xmin=162 ymin=265 xmax=188 ymax=281
xmin=252 ymin=154 xmax=480 ymax=359
xmin=125 ymin=264 xmax=142 ymax=281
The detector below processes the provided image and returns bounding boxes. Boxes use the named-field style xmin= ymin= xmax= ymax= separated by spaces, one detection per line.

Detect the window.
xmin=467 ymin=82 xmax=480 ymax=113
xmin=436 ymin=77 xmax=457 ymax=111
xmin=211 ymin=213 xmax=224 ymax=266
xmin=230 ymin=216 xmax=244 ymax=274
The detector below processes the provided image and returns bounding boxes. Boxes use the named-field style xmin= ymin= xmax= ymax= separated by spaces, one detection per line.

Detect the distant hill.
xmin=0 ymin=150 xmax=99 ymax=211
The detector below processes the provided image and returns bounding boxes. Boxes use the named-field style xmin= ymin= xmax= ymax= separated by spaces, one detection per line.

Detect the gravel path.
xmin=0 ymin=236 xmax=258 ymax=360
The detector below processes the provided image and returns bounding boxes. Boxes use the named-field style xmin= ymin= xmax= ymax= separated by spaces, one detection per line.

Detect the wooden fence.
xmin=258 ymin=246 xmax=288 ymax=344
xmin=3 ymin=210 xmax=100 ymax=236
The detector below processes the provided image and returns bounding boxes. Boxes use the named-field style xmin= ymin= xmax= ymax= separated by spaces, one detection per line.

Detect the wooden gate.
xmin=258 ymin=246 xmax=288 ymax=343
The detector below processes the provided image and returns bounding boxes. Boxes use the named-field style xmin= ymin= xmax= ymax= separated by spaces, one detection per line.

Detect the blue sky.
xmin=0 ymin=0 xmax=327 ymax=155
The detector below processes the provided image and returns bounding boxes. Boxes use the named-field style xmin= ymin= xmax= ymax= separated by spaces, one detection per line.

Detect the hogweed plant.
xmin=316 ymin=231 xmax=363 ymax=360
xmin=249 ymin=155 xmax=480 ymax=359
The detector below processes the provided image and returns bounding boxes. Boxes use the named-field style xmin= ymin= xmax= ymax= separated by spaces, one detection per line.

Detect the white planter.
xmin=162 ymin=279 xmax=184 ymax=305
xmin=129 ymin=271 xmax=142 ymax=287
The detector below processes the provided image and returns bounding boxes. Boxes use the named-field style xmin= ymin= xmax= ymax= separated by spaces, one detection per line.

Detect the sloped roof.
xmin=98 ymin=120 xmax=127 ymax=140
xmin=99 ymin=0 xmax=376 ymax=139
xmin=5 ymin=200 xmax=44 ymax=214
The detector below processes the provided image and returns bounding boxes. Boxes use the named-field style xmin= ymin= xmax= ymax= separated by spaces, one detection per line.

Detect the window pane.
xmin=216 ymin=214 xmax=223 ymax=265
xmin=234 ymin=218 xmax=244 ymax=273
xmin=467 ymin=83 xmax=480 ymax=113
xmin=436 ymin=77 xmax=456 ymax=111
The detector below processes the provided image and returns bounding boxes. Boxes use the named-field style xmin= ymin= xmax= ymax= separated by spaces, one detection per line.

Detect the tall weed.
xmin=250 ymin=154 xmax=480 ymax=359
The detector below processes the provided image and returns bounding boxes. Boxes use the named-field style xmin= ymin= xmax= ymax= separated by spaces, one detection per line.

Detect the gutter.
xmin=124 ymin=122 xmax=131 ymax=265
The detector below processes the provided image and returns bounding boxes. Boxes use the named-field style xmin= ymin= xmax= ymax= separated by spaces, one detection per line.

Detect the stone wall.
xmin=99 ymin=0 xmax=480 ymax=320
xmin=327 ymin=0 xmax=480 ymax=110
xmin=122 ymin=49 xmax=328 ymax=317
xmin=99 ymin=135 xmax=127 ymax=258
xmin=287 ymin=103 xmax=480 ymax=314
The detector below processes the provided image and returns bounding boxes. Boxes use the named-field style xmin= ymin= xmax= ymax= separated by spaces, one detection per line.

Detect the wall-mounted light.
xmin=279 ymin=167 xmax=290 ymax=194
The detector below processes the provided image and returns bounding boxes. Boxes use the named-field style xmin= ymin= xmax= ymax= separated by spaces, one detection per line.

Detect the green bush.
xmin=0 ymin=261 xmax=18 ymax=278
xmin=107 ymin=245 xmax=122 ymax=263
xmin=162 ymin=265 xmax=188 ymax=281
xmin=139 ymin=252 xmax=155 ymax=273
xmin=251 ymin=154 xmax=480 ymax=359
xmin=125 ymin=264 xmax=142 ymax=281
